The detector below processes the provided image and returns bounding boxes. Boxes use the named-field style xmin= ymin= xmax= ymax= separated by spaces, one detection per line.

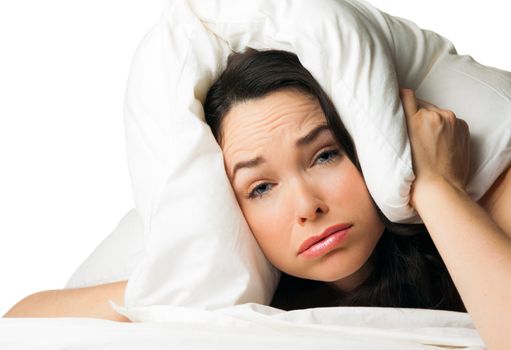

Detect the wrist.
xmin=410 ymin=175 xmax=467 ymax=209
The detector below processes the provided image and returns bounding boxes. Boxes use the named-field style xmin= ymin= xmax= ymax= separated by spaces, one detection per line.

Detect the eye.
xmin=314 ymin=148 xmax=341 ymax=165
xmin=247 ymin=182 xmax=273 ymax=200
xmin=245 ymin=148 xmax=342 ymax=201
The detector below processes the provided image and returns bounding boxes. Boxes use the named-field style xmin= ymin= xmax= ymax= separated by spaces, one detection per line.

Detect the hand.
xmin=399 ymin=88 xmax=471 ymax=206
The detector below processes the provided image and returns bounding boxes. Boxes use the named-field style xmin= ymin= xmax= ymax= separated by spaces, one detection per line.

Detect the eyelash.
xmin=246 ymin=148 xmax=342 ymax=200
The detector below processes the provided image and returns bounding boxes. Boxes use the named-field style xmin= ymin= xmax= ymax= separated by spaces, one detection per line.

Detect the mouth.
xmin=297 ymin=223 xmax=352 ymax=257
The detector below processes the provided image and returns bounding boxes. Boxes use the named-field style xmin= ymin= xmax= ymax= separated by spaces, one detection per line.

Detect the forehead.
xmin=221 ymin=89 xmax=326 ymax=153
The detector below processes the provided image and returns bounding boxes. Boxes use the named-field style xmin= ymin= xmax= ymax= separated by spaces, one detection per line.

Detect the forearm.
xmin=413 ymin=178 xmax=511 ymax=350
xmin=3 ymin=280 xmax=129 ymax=322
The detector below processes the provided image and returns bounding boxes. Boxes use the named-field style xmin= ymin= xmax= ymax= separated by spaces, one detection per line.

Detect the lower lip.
xmin=298 ymin=228 xmax=350 ymax=259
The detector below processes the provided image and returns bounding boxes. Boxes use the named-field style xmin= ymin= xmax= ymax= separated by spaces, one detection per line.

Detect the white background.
xmin=1 ymin=0 xmax=510 ymax=316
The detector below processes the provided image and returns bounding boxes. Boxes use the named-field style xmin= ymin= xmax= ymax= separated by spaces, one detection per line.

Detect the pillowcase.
xmin=377 ymin=5 xmax=511 ymax=199
xmin=116 ymin=0 xmax=511 ymax=315
xmin=63 ymin=209 xmax=144 ymax=289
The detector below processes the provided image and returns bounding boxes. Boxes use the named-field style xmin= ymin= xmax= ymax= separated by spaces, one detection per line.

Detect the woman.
xmin=4 ymin=48 xmax=511 ymax=349
xmin=204 ymin=49 xmax=511 ymax=349
xmin=205 ymin=48 xmax=471 ymax=312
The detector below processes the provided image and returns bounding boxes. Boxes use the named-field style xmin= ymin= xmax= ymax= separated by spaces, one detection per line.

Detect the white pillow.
xmin=381 ymin=8 xmax=511 ymax=199
xmin=63 ymin=209 xmax=144 ymax=289
xmin=114 ymin=0 xmax=511 ymax=314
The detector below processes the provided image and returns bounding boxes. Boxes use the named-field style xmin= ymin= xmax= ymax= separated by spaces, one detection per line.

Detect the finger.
xmin=457 ymin=117 xmax=470 ymax=135
xmin=436 ymin=109 xmax=457 ymax=123
xmin=416 ymin=98 xmax=439 ymax=109
xmin=415 ymin=98 xmax=457 ymax=123
xmin=399 ymin=88 xmax=418 ymax=118
xmin=459 ymin=118 xmax=469 ymax=131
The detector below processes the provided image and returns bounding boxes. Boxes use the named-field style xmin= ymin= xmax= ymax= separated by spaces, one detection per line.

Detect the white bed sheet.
xmin=1 ymin=304 xmax=485 ymax=349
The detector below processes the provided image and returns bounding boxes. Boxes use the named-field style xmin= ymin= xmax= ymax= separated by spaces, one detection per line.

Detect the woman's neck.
xmin=326 ymin=256 xmax=374 ymax=293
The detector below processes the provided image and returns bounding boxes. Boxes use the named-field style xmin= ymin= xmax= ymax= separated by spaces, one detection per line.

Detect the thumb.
xmin=399 ymin=88 xmax=418 ymax=118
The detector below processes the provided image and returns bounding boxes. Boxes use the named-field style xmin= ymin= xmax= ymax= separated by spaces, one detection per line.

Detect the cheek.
xmin=325 ymin=162 xmax=382 ymax=227
xmin=239 ymin=199 xmax=293 ymax=267
xmin=323 ymin=161 xmax=366 ymax=201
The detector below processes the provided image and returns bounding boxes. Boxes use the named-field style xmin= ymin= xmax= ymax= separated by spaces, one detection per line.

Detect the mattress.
xmin=0 ymin=304 xmax=485 ymax=349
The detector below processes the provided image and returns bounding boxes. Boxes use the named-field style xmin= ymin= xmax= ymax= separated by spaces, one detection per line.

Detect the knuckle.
xmin=415 ymin=108 xmax=427 ymax=117
xmin=425 ymin=109 xmax=441 ymax=119
xmin=444 ymin=110 xmax=457 ymax=120
xmin=460 ymin=118 xmax=470 ymax=130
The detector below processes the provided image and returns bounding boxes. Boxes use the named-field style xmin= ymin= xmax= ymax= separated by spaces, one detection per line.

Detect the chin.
xmin=315 ymin=271 xmax=350 ymax=283
xmin=315 ymin=255 xmax=366 ymax=283
xmin=296 ymin=264 xmax=352 ymax=283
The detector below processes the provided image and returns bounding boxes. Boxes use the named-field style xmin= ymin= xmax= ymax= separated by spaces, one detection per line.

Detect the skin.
xmin=220 ymin=88 xmax=385 ymax=293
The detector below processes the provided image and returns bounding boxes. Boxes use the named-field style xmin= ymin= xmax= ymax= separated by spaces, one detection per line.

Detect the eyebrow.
xmin=230 ymin=124 xmax=331 ymax=180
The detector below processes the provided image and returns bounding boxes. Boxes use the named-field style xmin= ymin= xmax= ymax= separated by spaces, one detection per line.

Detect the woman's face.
xmin=220 ymin=89 xmax=385 ymax=292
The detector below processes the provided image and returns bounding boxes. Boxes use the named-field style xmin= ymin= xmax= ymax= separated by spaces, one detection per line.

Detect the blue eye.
xmin=246 ymin=148 xmax=342 ymax=200
xmin=315 ymin=148 xmax=341 ymax=165
xmin=247 ymin=183 xmax=273 ymax=200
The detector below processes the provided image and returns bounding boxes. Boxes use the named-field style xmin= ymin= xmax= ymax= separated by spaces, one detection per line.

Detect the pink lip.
xmin=297 ymin=223 xmax=352 ymax=257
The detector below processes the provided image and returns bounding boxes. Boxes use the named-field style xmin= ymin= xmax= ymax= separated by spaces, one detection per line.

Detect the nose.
xmin=293 ymin=178 xmax=329 ymax=225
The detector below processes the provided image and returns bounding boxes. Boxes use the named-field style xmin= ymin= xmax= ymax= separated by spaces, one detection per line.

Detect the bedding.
xmin=64 ymin=209 xmax=144 ymax=289
xmin=0 ymin=304 xmax=485 ymax=349
xmin=121 ymin=0 xmax=511 ymax=313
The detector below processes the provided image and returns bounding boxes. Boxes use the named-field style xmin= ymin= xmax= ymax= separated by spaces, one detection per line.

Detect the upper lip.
xmin=297 ymin=223 xmax=352 ymax=255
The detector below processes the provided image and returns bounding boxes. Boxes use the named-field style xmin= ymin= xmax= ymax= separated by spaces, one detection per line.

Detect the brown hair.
xmin=204 ymin=47 xmax=466 ymax=312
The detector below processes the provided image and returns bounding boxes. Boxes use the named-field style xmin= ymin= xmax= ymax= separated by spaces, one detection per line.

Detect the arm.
xmin=401 ymin=88 xmax=511 ymax=350
xmin=2 ymin=280 xmax=130 ymax=322
xmin=414 ymin=177 xmax=511 ymax=350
